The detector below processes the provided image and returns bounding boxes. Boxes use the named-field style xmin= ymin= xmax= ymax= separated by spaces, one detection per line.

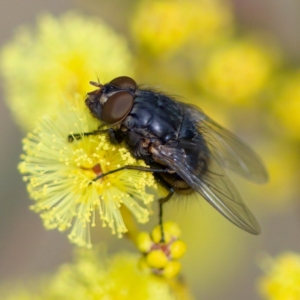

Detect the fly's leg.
xmin=68 ymin=128 xmax=120 ymax=143
xmin=153 ymin=173 xmax=175 ymax=243
xmin=93 ymin=165 xmax=172 ymax=181
xmin=158 ymin=189 xmax=174 ymax=243
xmin=68 ymin=128 xmax=109 ymax=142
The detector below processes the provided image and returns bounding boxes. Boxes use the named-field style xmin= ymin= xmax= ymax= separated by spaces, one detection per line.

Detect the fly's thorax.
xmin=123 ymin=93 xmax=183 ymax=143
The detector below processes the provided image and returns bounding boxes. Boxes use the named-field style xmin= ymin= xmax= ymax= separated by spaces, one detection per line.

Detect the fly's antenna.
xmin=89 ymin=72 xmax=103 ymax=89
xmin=89 ymin=81 xmax=103 ymax=89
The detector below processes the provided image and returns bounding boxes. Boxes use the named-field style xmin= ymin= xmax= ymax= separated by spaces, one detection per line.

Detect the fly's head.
xmin=85 ymin=76 xmax=137 ymax=125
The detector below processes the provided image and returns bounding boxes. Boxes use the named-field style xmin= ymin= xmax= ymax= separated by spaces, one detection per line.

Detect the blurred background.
xmin=1 ymin=0 xmax=300 ymax=299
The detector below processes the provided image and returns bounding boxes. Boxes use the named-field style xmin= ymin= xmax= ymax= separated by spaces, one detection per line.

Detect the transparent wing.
xmin=184 ymin=104 xmax=268 ymax=184
xmin=154 ymin=144 xmax=261 ymax=234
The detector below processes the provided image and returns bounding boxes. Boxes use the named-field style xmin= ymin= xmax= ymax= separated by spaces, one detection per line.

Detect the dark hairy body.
xmin=71 ymin=76 xmax=268 ymax=237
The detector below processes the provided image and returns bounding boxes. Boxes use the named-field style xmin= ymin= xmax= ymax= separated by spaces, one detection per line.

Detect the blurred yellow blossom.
xmin=1 ymin=250 xmax=192 ymax=300
xmin=258 ymin=252 xmax=300 ymax=299
xmin=19 ymin=95 xmax=156 ymax=247
xmin=200 ymin=38 xmax=277 ymax=104
xmin=272 ymin=70 xmax=300 ymax=140
xmin=131 ymin=0 xmax=233 ymax=57
xmin=0 ymin=12 xmax=133 ymax=131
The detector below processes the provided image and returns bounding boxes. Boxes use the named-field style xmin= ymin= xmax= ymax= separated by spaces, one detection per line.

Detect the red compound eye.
xmin=101 ymin=91 xmax=134 ymax=124
xmin=109 ymin=76 xmax=137 ymax=90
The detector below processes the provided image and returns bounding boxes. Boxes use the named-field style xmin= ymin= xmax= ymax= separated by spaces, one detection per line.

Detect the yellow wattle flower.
xmin=0 ymin=12 xmax=133 ymax=131
xmin=19 ymin=96 xmax=156 ymax=247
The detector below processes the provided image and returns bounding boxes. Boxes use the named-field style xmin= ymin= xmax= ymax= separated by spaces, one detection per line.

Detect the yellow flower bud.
xmin=170 ymin=240 xmax=187 ymax=259
xmin=151 ymin=225 xmax=171 ymax=244
xmin=151 ymin=222 xmax=181 ymax=243
xmin=138 ymin=256 xmax=150 ymax=272
xmin=163 ymin=261 xmax=182 ymax=279
xmin=146 ymin=250 xmax=168 ymax=269
xmin=164 ymin=221 xmax=182 ymax=238
xmin=136 ymin=232 xmax=153 ymax=253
